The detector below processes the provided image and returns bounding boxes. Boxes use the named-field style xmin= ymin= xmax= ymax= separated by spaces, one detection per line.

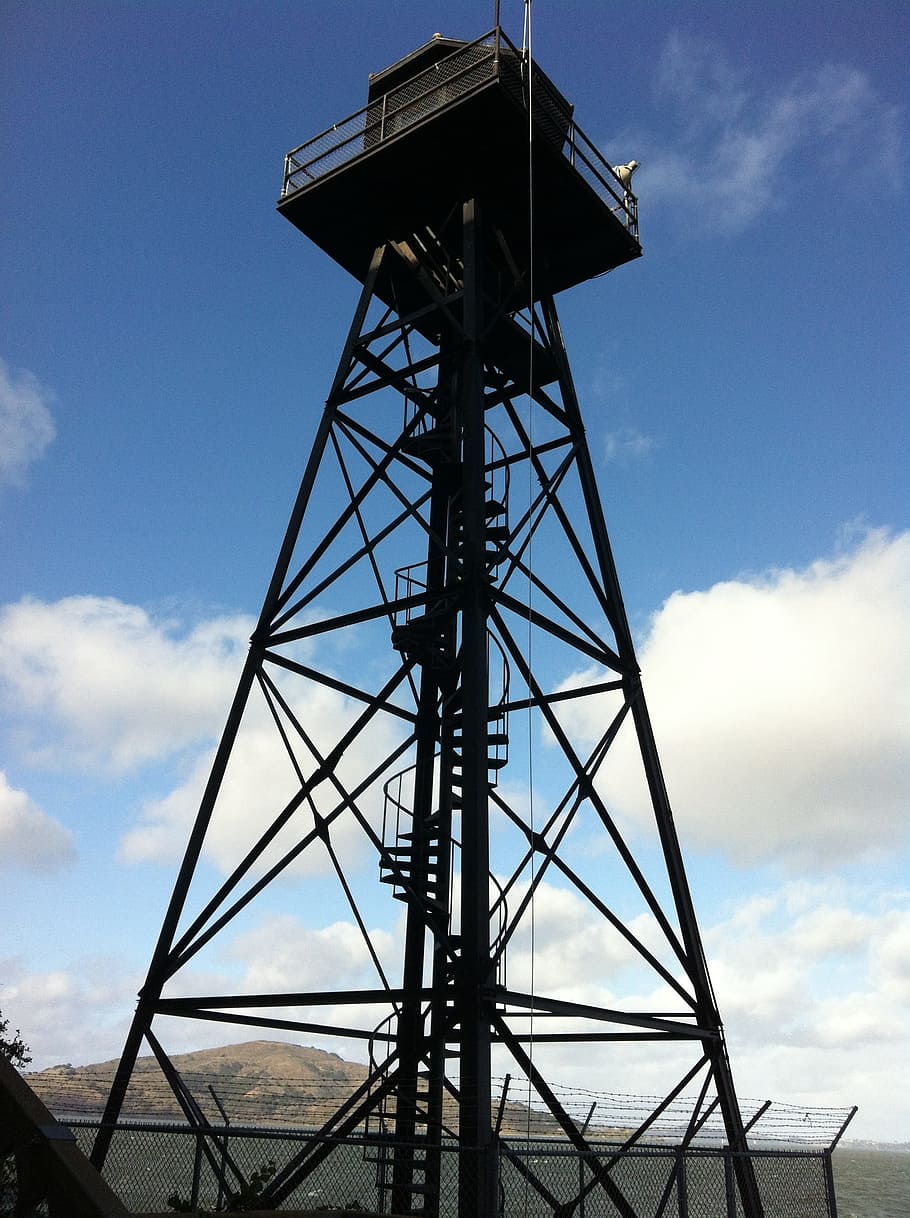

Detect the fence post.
xmin=191 ymin=1128 xmax=203 ymax=1208
xmin=579 ymin=1101 xmax=596 ymax=1218
xmin=823 ymin=1149 xmax=838 ymax=1218
xmin=676 ymin=1147 xmax=688 ymax=1218
xmin=724 ymin=1149 xmax=736 ymax=1218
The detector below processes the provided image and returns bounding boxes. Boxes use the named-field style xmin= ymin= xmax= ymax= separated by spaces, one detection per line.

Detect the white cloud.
xmin=1 ymin=956 xmax=137 ymax=1070
xmin=0 ymin=596 xmax=252 ymax=772
xmin=228 ymin=914 xmax=396 ymax=994
xmin=869 ymin=908 xmax=910 ymax=1007
xmin=559 ymin=530 xmax=910 ymax=868
xmin=629 ymin=32 xmax=903 ymax=231
xmin=0 ymin=770 xmax=76 ymax=870
xmin=603 ymin=428 xmax=655 ymax=464
xmin=0 ymin=593 xmax=404 ymax=878
xmin=487 ymin=877 xmax=908 ymax=1142
xmin=702 ymin=883 xmax=910 ymax=1138
xmin=0 ymin=358 xmax=56 ymax=487
xmin=491 ymin=877 xmax=670 ymax=998
xmin=119 ymin=674 xmax=406 ymax=879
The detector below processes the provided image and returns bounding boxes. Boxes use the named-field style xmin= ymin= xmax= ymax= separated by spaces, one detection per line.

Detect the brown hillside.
xmin=25 ymin=1040 xmax=567 ymax=1137
xmin=27 ymin=1040 xmax=368 ymax=1125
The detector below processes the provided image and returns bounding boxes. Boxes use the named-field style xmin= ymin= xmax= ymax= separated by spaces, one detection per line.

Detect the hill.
xmin=26 ymin=1040 xmax=368 ymax=1126
xmin=25 ymin=1039 xmax=567 ymax=1136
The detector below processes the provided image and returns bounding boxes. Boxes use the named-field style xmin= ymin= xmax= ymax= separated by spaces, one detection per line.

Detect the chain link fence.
xmin=53 ymin=1120 xmax=838 ymax=1216
xmin=499 ymin=1141 xmax=836 ymax=1218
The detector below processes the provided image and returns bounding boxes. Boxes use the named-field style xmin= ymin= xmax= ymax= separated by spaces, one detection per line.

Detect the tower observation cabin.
xmin=279 ymin=28 xmax=641 ymax=311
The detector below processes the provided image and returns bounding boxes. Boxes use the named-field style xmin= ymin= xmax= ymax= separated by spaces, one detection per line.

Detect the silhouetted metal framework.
xmin=93 ymin=28 xmax=765 ymax=1218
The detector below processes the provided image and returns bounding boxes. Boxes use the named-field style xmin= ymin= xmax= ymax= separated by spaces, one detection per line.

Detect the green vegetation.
xmin=0 ymin=1007 xmax=31 ymax=1217
xmin=0 ymin=1007 xmax=30 ymax=1069
xmin=167 ymin=1157 xmax=276 ymax=1213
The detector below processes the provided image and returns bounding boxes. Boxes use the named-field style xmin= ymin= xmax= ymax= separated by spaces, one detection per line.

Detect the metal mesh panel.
xmin=500 ymin=1143 xmax=835 ymax=1218
xmin=366 ymin=45 xmax=496 ymax=147
xmin=69 ymin=1123 xmax=312 ymax=1211
xmin=743 ymin=1151 xmax=834 ymax=1218
xmin=284 ymin=39 xmax=499 ymax=195
xmin=64 ymin=1121 xmax=838 ymax=1216
xmin=496 ymin=54 xmax=573 ymax=151
xmin=501 ymin=1143 xmax=702 ymax=1218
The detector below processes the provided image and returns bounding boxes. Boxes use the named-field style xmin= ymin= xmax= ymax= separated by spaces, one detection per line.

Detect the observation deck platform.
xmin=278 ymin=28 xmax=641 ymax=305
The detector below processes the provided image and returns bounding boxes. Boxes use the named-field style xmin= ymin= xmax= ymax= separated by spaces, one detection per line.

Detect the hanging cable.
xmin=521 ymin=0 xmax=537 ymax=1153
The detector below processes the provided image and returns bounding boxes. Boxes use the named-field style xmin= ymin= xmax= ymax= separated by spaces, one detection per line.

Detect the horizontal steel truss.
xmin=94 ymin=201 xmax=762 ymax=1217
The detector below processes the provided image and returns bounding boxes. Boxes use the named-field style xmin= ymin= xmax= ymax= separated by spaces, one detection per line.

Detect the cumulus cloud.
xmin=484 ymin=876 xmax=908 ymax=1142
xmin=0 ymin=596 xmax=252 ymax=772
xmin=702 ymin=882 xmax=910 ymax=1136
xmin=628 ymin=32 xmax=903 ymax=231
xmin=559 ymin=530 xmax=910 ymax=868
xmin=229 ymin=914 xmax=397 ymax=994
xmin=0 ymin=770 xmax=76 ymax=871
xmin=0 ymin=590 xmax=411 ymax=893
xmin=491 ymin=876 xmax=672 ymax=1000
xmin=0 ymin=358 xmax=56 ymax=487
xmin=1 ymin=955 xmax=137 ymax=1070
xmin=119 ymin=662 xmax=407 ymax=880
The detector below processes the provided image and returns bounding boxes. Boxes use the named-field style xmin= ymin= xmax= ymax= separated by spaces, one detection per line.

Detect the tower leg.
xmin=541 ymin=293 xmax=763 ymax=1217
xmin=95 ymin=209 xmax=765 ymax=1218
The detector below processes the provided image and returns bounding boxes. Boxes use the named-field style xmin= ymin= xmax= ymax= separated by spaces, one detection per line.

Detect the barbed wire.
xmin=26 ymin=1065 xmax=852 ymax=1147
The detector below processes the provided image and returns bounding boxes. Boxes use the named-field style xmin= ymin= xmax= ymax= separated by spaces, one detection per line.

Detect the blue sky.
xmin=1 ymin=1 xmax=907 ymax=1144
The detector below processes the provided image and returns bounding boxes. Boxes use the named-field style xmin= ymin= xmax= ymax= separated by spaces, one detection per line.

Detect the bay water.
xmin=833 ymin=1148 xmax=909 ymax=1218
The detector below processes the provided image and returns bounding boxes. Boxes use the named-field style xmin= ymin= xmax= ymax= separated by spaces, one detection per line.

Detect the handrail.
xmin=282 ymin=30 xmax=501 ymax=194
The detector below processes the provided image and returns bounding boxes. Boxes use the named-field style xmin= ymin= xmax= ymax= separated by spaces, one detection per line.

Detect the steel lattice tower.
xmin=94 ymin=28 xmax=763 ymax=1218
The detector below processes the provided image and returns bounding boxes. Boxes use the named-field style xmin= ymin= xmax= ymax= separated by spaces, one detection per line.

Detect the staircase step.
xmin=401 ymin=428 xmax=452 ymax=459
xmin=392 ymin=890 xmax=447 ymax=911
xmin=451 ymin=733 xmax=509 ymax=748
xmin=392 ymin=622 xmax=446 ymax=644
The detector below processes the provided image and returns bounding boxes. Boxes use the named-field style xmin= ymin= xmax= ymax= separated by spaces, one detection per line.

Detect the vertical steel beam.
xmin=390 ymin=394 xmax=454 ymax=1218
xmin=456 ymin=197 xmax=496 ymax=1218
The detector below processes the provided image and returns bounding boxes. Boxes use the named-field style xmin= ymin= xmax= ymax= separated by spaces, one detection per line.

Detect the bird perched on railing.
xmin=612 ymin=160 xmax=640 ymax=194
xmin=611 ymin=161 xmax=640 ymax=229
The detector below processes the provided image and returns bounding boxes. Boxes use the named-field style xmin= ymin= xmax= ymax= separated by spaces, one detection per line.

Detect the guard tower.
xmin=94 ymin=27 xmax=765 ymax=1218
